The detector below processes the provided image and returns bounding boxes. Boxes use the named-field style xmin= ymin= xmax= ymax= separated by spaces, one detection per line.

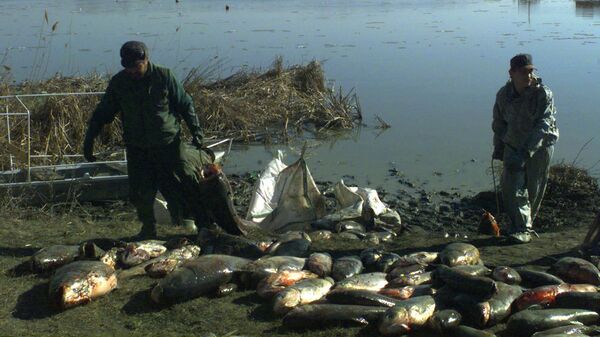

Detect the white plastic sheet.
xmin=247 ymin=151 xmax=326 ymax=233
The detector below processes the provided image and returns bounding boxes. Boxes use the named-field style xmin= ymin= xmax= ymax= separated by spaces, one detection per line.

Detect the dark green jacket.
xmin=86 ymin=62 xmax=202 ymax=148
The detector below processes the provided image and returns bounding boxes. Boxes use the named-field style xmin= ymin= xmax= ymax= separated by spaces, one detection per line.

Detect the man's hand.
xmin=505 ymin=149 xmax=527 ymax=172
xmin=492 ymin=146 xmax=504 ymax=161
xmin=83 ymin=138 xmax=96 ymax=162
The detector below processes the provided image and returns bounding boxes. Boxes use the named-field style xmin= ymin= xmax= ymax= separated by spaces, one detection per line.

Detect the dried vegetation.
xmin=0 ymin=58 xmax=361 ymax=170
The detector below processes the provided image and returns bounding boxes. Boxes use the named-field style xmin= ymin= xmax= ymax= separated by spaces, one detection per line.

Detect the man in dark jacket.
xmin=83 ymin=41 xmax=244 ymax=239
xmin=492 ymin=53 xmax=559 ymax=244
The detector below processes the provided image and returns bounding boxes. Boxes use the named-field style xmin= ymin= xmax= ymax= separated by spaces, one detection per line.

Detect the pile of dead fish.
xmin=26 ymin=233 xmax=600 ymax=336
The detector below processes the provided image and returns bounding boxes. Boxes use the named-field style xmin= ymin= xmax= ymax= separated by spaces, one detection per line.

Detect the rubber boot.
xmin=198 ymin=172 xmax=252 ymax=236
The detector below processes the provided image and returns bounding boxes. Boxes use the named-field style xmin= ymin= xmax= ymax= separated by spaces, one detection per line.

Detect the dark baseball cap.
xmin=510 ymin=53 xmax=535 ymax=70
xmin=120 ymin=41 xmax=148 ymax=68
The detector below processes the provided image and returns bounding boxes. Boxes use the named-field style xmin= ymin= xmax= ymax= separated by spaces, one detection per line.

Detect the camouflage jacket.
xmin=492 ymin=78 xmax=559 ymax=157
xmin=86 ymin=62 xmax=202 ymax=148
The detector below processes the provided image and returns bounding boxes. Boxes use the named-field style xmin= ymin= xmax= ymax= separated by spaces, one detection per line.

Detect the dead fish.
xmin=492 ymin=266 xmax=521 ymax=285
xmin=308 ymin=230 xmax=332 ymax=241
xmin=506 ymin=308 xmax=600 ymax=337
xmin=439 ymin=242 xmax=481 ymax=267
xmin=100 ymin=247 xmax=124 ymax=269
xmin=549 ymin=257 xmax=600 ymax=285
xmin=360 ymin=247 xmax=384 ymax=270
xmin=256 ymin=270 xmax=318 ymax=299
xmin=531 ymin=324 xmax=600 ymax=336
xmin=276 ymin=231 xmax=311 ymax=242
xmin=30 ymin=245 xmax=80 ymax=273
xmin=198 ymin=230 xmax=264 ymax=259
xmin=450 ymin=325 xmax=497 ymax=337
xmin=554 ymin=291 xmax=600 ymax=313
xmin=456 ymin=282 xmax=523 ymax=328
xmin=389 ymin=271 xmax=432 ymax=287
xmin=338 ymin=232 xmax=360 ymax=240
xmin=387 ymin=263 xmax=427 ymax=280
xmin=513 ymin=283 xmax=597 ymax=312
xmin=376 ymin=253 xmax=401 ymax=273
xmin=272 ymin=277 xmax=334 ymax=315
xmin=331 ymin=256 xmax=363 ymax=281
xmin=326 ymin=289 xmax=402 ymax=307
xmin=215 ymin=283 xmax=238 ymax=297
xmin=433 ymin=265 xmax=497 ymax=299
xmin=145 ymin=245 xmax=202 ymax=278
xmin=151 ymin=254 xmax=250 ymax=304
xmin=244 ymin=256 xmax=306 ymax=282
xmin=429 ymin=309 xmax=462 ymax=334
xmin=379 ymin=295 xmax=436 ymax=335
xmin=453 ymin=264 xmax=492 ymax=276
xmin=282 ymin=304 xmax=387 ymax=329
xmin=306 ymin=252 xmax=332 ymax=277
xmin=391 ymin=251 xmax=438 ymax=268
xmin=48 ymin=261 xmax=117 ymax=309
xmin=335 ymin=220 xmax=365 ymax=233
xmin=121 ymin=240 xmax=167 ymax=267
xmin=268 ymin=238 xmax=311 ymax=257
xmin=379 ymin=285 xmax=435 ymax=300
xmin=334 ymin=272 xmax=388 ymax=292
xmin=514 ymin=267 xmax=564 ymax=288
xmin=479 ymin=210 xmax=500 ymax=237
xmin=78 ymin=242 xmax=105 ymax=260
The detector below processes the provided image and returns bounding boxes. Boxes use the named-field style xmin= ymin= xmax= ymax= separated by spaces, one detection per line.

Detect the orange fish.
xmin=513 ymin=283 xmax=597 ymax=311
xmin=479 ymin=210 xmax=500 ymax=237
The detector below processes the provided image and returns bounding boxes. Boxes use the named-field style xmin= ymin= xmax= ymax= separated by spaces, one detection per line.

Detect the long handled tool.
xmin=491 ymin=158 xmax=501 ymax=218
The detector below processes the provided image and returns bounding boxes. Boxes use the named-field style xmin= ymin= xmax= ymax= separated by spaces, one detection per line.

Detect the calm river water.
xmin=1 ymin=0 xmax=599 ymax=194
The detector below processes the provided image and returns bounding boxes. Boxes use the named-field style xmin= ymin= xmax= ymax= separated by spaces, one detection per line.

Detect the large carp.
xmin=433 ymin=264 xmax=497 ymax=299
xmin=326 ymin=289 xmax=403 ymax=307
xmin=549 ymin=257 xmax=600 ymax=285
xmin=331 ymin=255 xmax=364 ymax=281
xmin=506 ymin=308 xmax=600 ymax=337
xmin=388 ymin=271 xmax=433 ymax=287
xmin=256 ymin=270 xmax=318 ymax=299
xmin=48 ymin=261 xmax=117 ymax=309
xmin=243 ymin=256 xmax=306 ymax=283
xmin=379 ymin=295 xmax=436 ymax=335
xmin=491 ymin=266 xmax=521 ymax=285
xmin=554 ymin=291 xmax=600 ymax=313
xmin=120 ymin=240 xmax=167 ymax=267
xmin=439 ymin=243 xmax=480 ymax=267
xmin=531 ymin=324 xmax=600 ymax=336
xmin=144 ymin=245 xmax=202 ymax=278
xmin=450 ymin=325 xmax=497 ymax=337
xmin=428 ymin=309 xmax=462 ymax=333
xmin=334 ymin=272 xmax=388 ymax=292
xmin=30 ymin=245 xmax=80 ymax=273
xmin=150 ymin=254 xmax=250 ymax=304
xmin=306 ymin=252 xmax=332 ymax=277
xmin=391 ymin=251 xmax=439 ymax=268
xmin=454 ymin=282 xmax=522 ymax=328
xmin=515 ymin=267 xmax=565 ymax=288
xmin=282 ymin=304 xmax=387 ymax=329
xmin=272 ymin=277 xmax=334 ymax=315
xmin=379 ymin=285 xmax=435 ymax=300
xmin=513 ymin=283 xmax=597 ymax=312
xmin=197 ymin=230 xmax=264 ymax=259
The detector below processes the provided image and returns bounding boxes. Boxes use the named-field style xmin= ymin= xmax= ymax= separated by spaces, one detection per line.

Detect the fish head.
xmin=379 ymin=307 xmax=411 ymax=335
xmin=273 ymin=289 xmax=301 ymax=316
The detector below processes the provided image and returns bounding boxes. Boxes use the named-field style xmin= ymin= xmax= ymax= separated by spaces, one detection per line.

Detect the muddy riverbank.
xmin=0 ymin=164 xmax=598 ymax=336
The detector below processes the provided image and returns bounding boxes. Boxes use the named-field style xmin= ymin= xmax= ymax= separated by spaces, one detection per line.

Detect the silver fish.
xmin=48 ymin=261 xmax=117 ymax=309
xmin=272 ymin=277 xmax=334 ymax=315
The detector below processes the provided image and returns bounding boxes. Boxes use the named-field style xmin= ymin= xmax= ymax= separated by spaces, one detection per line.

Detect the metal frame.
xmin=0 ymin=91 xmax=232 ymax=182
xmin=0 ymin=92 xmax=105 ymax=181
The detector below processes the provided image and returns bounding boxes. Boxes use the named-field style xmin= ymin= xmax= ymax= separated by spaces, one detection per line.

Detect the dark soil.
xmin=0 ymin=164 xmax=598 ymax=336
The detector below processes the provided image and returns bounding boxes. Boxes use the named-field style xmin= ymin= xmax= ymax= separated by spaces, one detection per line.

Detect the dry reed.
xmin=0 ymin=58 xmax=361 ymax=170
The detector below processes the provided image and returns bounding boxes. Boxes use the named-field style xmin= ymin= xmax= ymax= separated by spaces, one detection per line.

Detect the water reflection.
xmin=517 ymin=0 xmax=540 ymax=23
xmin=575 ymin=0 xmax=600 ymax=18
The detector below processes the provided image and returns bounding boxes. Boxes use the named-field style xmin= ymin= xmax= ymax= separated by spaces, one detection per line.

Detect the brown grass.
xmin=0 ymin=58 xmax=361 ymax=170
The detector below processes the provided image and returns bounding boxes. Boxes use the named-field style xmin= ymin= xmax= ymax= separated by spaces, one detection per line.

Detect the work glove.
xmin=504 ymin=149 xmax=527 ymax=172
xmin=83 ymin=137 xmax=96 ymax=162
xmin=492 ymin=146 xmax=504 ymax=161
